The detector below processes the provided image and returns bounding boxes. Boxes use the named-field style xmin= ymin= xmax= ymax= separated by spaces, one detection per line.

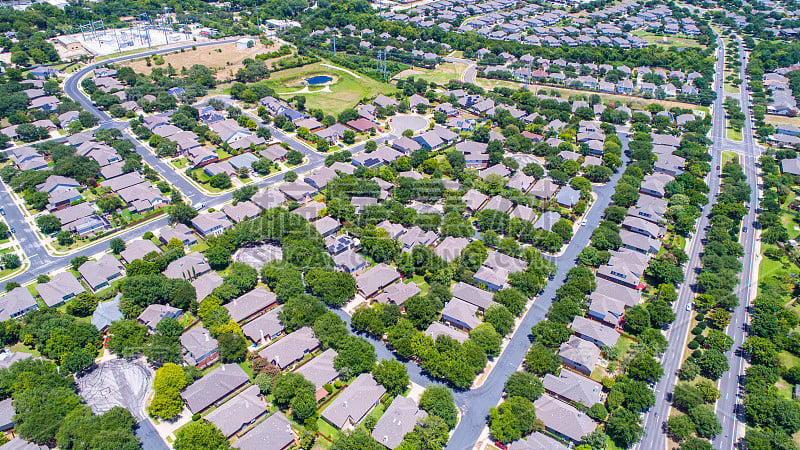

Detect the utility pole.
xmin=254 ymin=0 xmax=261 ymax=30
xmin=333 ymin=34 xmax=336 ymax=56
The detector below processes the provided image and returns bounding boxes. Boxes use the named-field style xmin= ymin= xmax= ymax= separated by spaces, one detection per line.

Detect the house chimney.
xmin=205 ymin=333 xmax=210 ymax=342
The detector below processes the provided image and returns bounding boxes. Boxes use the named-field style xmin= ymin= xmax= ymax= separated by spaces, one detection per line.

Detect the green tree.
xmin=217 ymin=332 xmax=248 ymax=363
xmin=36 ymin=214 xmax=61 ymax=234
xmin=109 ymin=238 xmax=126 ymax=254
xmin=66 ymin=292 xmax=98 ymax=317
xmin=372 ymin=359 xmax=409 ymax=396
xmin=106 ymin=320 xmax=147 ymax=357
xmin=168 ymin=202 xmax=199 ymax=225
xmin=667 ymin=415 xmax=696 ymax=441
xmin=333 ymin=336 xmax=377 ymax=379
xmin=173 ymin=421 xmax=231 ymax=450
xmin=419 ymin=385 xmax=458 ymax=430
xmin=689 ymin=405 xmax=721 ymax=438
xmin=13 ymin=385 xmax=81 ymax=445
xmin=503 ymin=371 xmax=543 ymax=402
xmin=290 ymin=388 xmax=317 ymax=421
xmin=606 ymin=407 xmax=644 ymax=448
xmin=469 ymin=323 xmax=502 ymax=358
xmin=484 ymin=303 xmax=514 ymax=335
xmin=524 ymin=343 xmax=561 ymax=376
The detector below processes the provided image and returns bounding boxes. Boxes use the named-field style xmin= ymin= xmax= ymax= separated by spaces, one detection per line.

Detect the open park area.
xmin=256 ymin=61 xmax=397 ymax=114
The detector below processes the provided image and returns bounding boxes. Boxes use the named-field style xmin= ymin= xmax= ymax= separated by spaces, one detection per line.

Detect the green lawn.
xmin=257 ymin=61 xmax=397 ymax=115
xmin=721 ymin=151 xmax=739 ymax=167
xmin=172 ymin=158 xmax=189 ymax=170
xmin=10 ymin=342 xmax=41 ymax=357
xmin=759 ymin=243 xmax=789 ymax=283
xmin=727 ymin=126 xmax=742 ymax=141
xmin=316 ymin=417 xmax=342 ymax=441
xmin=190 ymin=239 xmax=210 ymax=253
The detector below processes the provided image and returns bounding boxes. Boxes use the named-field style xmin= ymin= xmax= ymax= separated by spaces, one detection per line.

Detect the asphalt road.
xmin=713 ymin=33 xmax=760 ymax=450
xmin=638 ymin=33 xmax=727 ymax=450
xmin=444 ymin=132 xmax=632 ymax=449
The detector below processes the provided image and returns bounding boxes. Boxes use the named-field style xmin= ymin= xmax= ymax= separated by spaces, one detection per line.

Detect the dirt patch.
xmin=120 ymin=41 xmax=286 ymax=80
xmin=395 ymin=69 xmax=425 ymax=78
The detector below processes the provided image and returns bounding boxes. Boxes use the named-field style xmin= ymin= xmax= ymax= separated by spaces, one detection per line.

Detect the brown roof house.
xmin=356 ymin=263 xmax=401 ymax=298
xmin=78 ymin=254 xmax=125 ymax=293
xmin=192 ymin=271 xmax=224 ymax=302
xmin=558 ymin=336 xmax=601 ymax=375
xmin=205 ymin=385 xmax=267 ymax=438
xmin=596 ymin=249 xmax=649 ymax=290
xmin=223 ymin=201 xmax=262 ymax=223
xmin=0 ymin=287 xmax=38 ymax=321
xmin=119 ymin=239 xmax=161 ymax=264
xmin=374 ymin=281 xmax=420 ymax=308
xmin=242 ymin=305 xmax=285 ymax=346
xmin=441 ymin=298 xmax=482 ymax=331
xmin=543 ymin=370 xmax=603 ymax=408
xmin=182 ymin=363 xmax=249 ymax=413
xmin=159 ymin=223 xmax=197 ymax=247
xmin=258 ymin=326 xmax=319 ymax=369
xmin=224 ymin=286 xmax=277 ymax=324
xmin=435 ymin=236 xmax=470 ymax=262
xmin=35 ymin=272 xmax=85 ymax=308
xmin=164 ymin=252 xmax=211 ymax=281
xmin=530 ymin=178 xmax=559 ymax=200
xmin=137 ymin=304 xmax=182 ymax=332
xmin=570 ymin=316 xmax=619 ymax=348
xmin=371 ymin=396 xmax=427 ymax=449
xmin=181 ymin=326 xmax=219 ymax=368
xmin=233 ymin=412 xmax=295 ymax=450
xmin=321 ymin=373 xmax=386 ymax=430
xmin=424 ymin=322 xmax=468 ymax=344
xmin=451 ymin=282 xmax=495 ymax=312
xmin=533 ymin=395 xmax=597 ymax=443
xmin=295 ymin=348 xmax=339 ymax=401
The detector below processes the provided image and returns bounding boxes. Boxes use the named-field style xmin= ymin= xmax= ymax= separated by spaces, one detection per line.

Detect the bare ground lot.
xmin=76 ymin=357 xmax=153 ymax=421
xmin=120 ymin=41 xmax=285 ymax=80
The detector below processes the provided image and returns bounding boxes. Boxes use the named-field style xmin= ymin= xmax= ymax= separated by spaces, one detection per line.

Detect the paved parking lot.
xmin=76 ymin=357 xmax=153 ymax=421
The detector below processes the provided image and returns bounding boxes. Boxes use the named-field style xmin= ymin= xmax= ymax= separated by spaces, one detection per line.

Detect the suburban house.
xmin=371 ymin=396 xmax=427 ymax=449
xmin=233 ymin=412 xmax=295 ymax=450
xmin=223 ymin=201 xmax=262 ymax=223
xmin=596 ymin=250 xmax=648 ymax=289
xmin=622 ymin=215 xmax=664 ymax=239
xmin=435 ymin=236 xmax=470 ymax=262
xmin=35 ymin=272 xmax=85 ymax=308
xmin=224 ymin=286 xmax=277 ymax=324
xmin=508 ymin=433 xmax=568 ymax=449
xmin=441 ymin=298 xmax=482 ymax=331
xmin=159 ymin=223 xmax=198 ymax=247
xmin=192 ymin=272 xmax=224 ymax=302
xmin=295 ymin=348 xmax=339 ymax=401
xmin=242 ymin=305 xmax=285 ymax=346
xmin=119 ymin=239 xmax=161 ymax=264
xmin=533 ymin=395 xmax=597 ymax=443
xmin=0 ymin=287 xmax=38 ymax=321
xmin=258 ymin=326 xmax=319 ymax=369
xmin=321 ymin=373 xmax=386 ymax=430
xmin=543 ymin=370 xmax=603 ymax=408
xmin=205 ymin=385 xmax=266 ymax=438
xmin=137 ymin=304 xmax=183 ymax=332
xmin=164 ymin=252 xmax=211 ymax=280
xmin=424 ymin=321 xmax=468 ymax=344
xmin=91 ymin=299 xmax=123 ymax=332
xmin=356 ymin=263 xmax=401 ymax=298
xmin=530 ymin=178 xmax=559 ymax=200
xmin=333 ymin=250 xmax=369 ymax=275
xmin=587 ymin=292 xmax=627 ymax=327
xmin=78 ymin=255 xmax=125 ymax=292
xmin=181 ymin=364 xmax=250 ymax=413
xmin=451 ymin=282 xmax=495 ymax=313
xmin=374 ymin=282 xmax=421 ymax=308
xmin=621 ymin=230 xmax=661 ymax=255
xmin=191 ymin=211 xmax=234 ymax=237
xmin=181 ymin=326 xmax=219 ymax=368
xmin=570 ymin=316 xmax=620 ymax=348
xmin=559 ymin=336 xmax=601 ymax=375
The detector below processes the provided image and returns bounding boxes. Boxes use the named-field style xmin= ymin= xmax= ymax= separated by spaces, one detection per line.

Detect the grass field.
xmin=727 ymin=126 xmax=742 ymax=141
xmin=257 ymin=62 xmax=396 ymax=115
xmin=766 ymin=114 xmax=800 ymax=128
xmin=721 ymin=151 xmax=739 ymax=167
xmin=476 ymin=78 xmax=704 ymax=111
xmin=393 ymin=62 xmax=467 ymax=86
xmin=631 ymin=30 xmax=707 ymax=49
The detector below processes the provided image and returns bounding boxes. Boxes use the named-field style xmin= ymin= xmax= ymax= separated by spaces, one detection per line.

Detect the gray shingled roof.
xmin=205 ymin=385 xmax=266 ymax=437
xmin=233 ymin=412 xmax=294 ymax=450
xmin=181 ymin=364 xmax=249 ymax=413
xmin=321 ymin=373 xmax=386 ymax=429
xmin=371 ymin=396 xmax=427 ymax=449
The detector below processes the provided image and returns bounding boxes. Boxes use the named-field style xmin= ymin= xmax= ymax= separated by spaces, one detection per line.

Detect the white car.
xmin=581 ymin=219 xmax=588 ymax=226
xmin=686 ymin=304 xmax=692 ymax=311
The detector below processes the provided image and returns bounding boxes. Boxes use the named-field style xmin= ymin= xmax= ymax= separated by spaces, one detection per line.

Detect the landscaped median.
xmin=666 ymin=159 xmax=750 ymax=447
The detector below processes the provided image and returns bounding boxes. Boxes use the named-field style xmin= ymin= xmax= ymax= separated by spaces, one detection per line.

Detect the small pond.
xmin=305 ymin=75 xmax=333 ymax=85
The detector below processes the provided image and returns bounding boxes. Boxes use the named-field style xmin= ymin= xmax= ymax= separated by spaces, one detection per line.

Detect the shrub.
xmin=688 ymin=341 xmax=699 ymax=350
xmin=691 ymin=349 xmax=703 ymax=359
xmin=691 ymin=326 xmax=703 ymax=335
